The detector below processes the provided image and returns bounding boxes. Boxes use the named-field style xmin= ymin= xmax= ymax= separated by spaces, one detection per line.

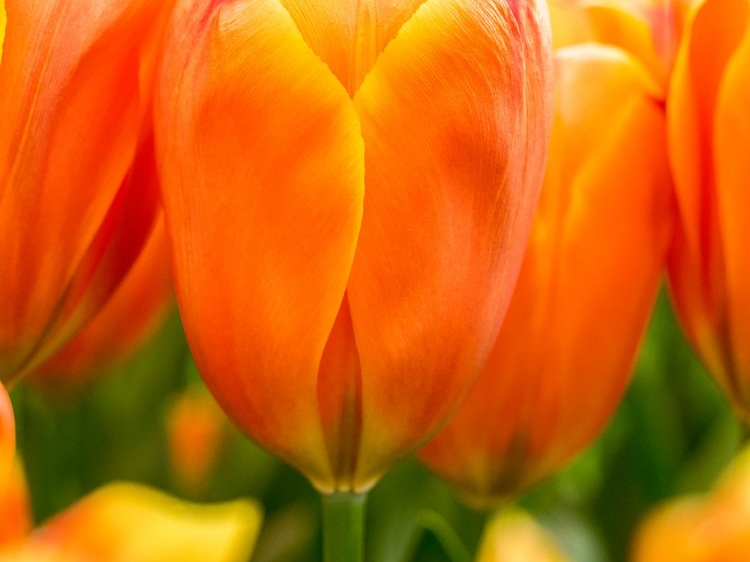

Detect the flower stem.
xmin=322 ymin=492 xmax=367 ymax=562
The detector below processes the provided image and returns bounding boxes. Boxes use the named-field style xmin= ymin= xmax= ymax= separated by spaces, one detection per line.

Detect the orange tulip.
xmin=475 ymin=510 xmax=569 ymax=562
xmin=0 ymin=478 xmax=262 ymax=562
xmin=419 ymin=43 xmax=672 ymax=506
xmin=155 ymin=0 xmax=554 ymax=493
xmin=0 ymin=0 xmax=172 ymax=386
xmin=666 ymin=0 xmax=750 ymax=420
xmin=166 ymin=386 xmax=228 ymax=494
xmin=632 ymin=446 xmax=750 ymax=561
xmin=548 ymin=0 xmax=687 ymax=88
xmin=29 ymin=217 xmax=172 ymax=391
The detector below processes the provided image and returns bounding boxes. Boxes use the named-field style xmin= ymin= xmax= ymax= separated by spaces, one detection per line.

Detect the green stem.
xmin=322 ymin=492 xmax=367 ymax=562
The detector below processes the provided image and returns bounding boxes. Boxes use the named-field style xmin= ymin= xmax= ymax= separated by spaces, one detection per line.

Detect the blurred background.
xmin=8 ymin=284 xmax=742 ymax=562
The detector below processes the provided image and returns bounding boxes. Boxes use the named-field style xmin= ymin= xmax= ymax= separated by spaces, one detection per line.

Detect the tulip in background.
xmin=0 ymin=383 xmax=13 ymax=501
xmin=420 ymin=42 xmax=672 ymax=506
xmin=167 ymin=386 xmax=228 ymax=495
xmin=632 ymin=445 xmax=750 ymax=561
xmin=156 ymin=0 xmax=553 ymax=558
xmin=666 ymin=0 xmax=750 ymax=421
xmin=0 ymin=0 xmax=172 ymax=387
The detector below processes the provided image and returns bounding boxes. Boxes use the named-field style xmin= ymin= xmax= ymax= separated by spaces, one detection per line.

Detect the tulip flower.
xmin=167 ymin=386 xmax=228 ymax=495
xmin=632 ymin=445 xmax=750 ymax=561
xmin=29 ymin=218 xmax=172 ymax=392
xmin=419 ymin=43 xmax=672 ymax=506
xmin=155 ymin=0 xmax=553 ymax=498
xmin=0 ymin=477 xmax=262 ymax=562
xmin=475 ymin=510 xmax=569 ymax=562
xmin=547 ymin=0 xmax=686 ymax=88
xmin=0 ymin=0 xmax=173 ymax=386
xmin=666 ymin=0 xmax=750 ymax=421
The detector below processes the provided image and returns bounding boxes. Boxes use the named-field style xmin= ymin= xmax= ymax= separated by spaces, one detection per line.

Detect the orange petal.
xmin=276 ymin=0 xmax=425 ymax=96
xmin=30 ymin=213 xmax=172 ymax=390
xmin=155 ymin=0 xmax=365 ymax=489
xmin=0 ymin=0 xmax=168 ymax=382
xmin=714 ymin=8 xmax=750 ymax=407
xmin=420 ymin=44 xmax=671 ymax=504
xmin=0 ymin=460 xmax=32 ymax=545
xmin=348 ymin=0 xmax=553 ymax=489
xmin=667 ymin=0 xmax=750 ymax=403
xmin=12 ymin=483 xmax=261 ymax=562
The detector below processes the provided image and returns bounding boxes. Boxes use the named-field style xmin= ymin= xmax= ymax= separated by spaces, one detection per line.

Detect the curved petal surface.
xmin=0 ymin=0 xmax=167 ymax=383
xmin=420 ymin=44 xmax=671 ymax=505
xmin=277 ymin=0 xmax=425 ymax=96
xmin=348 ymin=0 xmax=553 ymax=489
xmin=156 ymin=0 xmax=365 ymax=489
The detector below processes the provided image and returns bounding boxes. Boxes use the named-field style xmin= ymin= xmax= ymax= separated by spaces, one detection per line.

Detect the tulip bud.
xmin=419 ymin=43 xmax=672 ymax=506
xmin=155 ymin=0 xmax=554 ymax=492
xmin=666 ymin=0 xmax=750 ymax=420
xmin=0 ymin=0 xmax=173 ymax=385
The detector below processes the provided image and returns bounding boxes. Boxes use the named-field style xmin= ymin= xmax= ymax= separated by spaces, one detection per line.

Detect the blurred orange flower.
xmin=632 ymin=446 xmax=750 ymax=561
xmin=666 ymin=0 xmax=750 ymax=420
xmin=167 ymin=387 xmax=228 ymax=495
xmin=420 ymin=43 xmax=672 ymax=506
xmin=0 ymin=0 xmax=172 ymax=386
xmin=155 ymin=0 xmax=554 ymax=492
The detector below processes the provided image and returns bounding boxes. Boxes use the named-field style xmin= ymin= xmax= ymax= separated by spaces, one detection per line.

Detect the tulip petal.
xmin=667 ymin=0 xmax=749 ymax=396
xmin=277 ymin=0 xmax=426 ymax=96
xmin=420 ymin=44 xmax=671 ymax=504
xmin=156 ymin=0 xmax=365 ymax=488
xmin=31 ymin=213 xmax=171 ymax=389
xmin=0 ymin=0 xmax=166 ymax=382
xmin=715 ymin=11 xmax=750 ymax=404
xmin=6 ymin=483 xmax=261 ymax=562
xmin=0 ymin=461 xmax=32 ymax=545
xmin=348 ymin=0 xmax=552 ymax=488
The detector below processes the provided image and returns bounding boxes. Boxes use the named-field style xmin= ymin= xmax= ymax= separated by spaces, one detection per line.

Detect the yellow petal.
xmin=7 ymin=483 xmax=261 ymax=562
xmin=476 ymin=510 xmax=569 ymax=562
xmin=155 ymin=0 xmax=364 ymax=489
xmin=348 ymin=0 xmax=553 ymax=489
